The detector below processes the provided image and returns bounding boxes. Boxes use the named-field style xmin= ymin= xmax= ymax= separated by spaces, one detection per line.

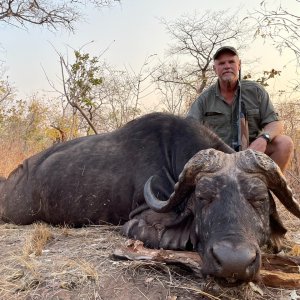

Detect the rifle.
xmin=235 ymin=65 xmax=249 ymax=151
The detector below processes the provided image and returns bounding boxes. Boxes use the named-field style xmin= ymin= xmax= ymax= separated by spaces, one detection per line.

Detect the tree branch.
xmin=0 ymin=0 xmax=120 ymax=31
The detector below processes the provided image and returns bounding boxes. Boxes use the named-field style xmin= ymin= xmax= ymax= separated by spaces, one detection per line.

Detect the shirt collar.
xmin=215 ymin=80 xmax=240 ymax=102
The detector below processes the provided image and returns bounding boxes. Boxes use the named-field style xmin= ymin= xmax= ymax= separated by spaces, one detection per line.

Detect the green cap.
xmin=213 ymin=46 xmax=238 ymax=60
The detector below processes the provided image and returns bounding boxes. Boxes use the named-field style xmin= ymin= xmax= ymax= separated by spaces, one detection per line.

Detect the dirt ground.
xmin=0 ymin=202 xmax=300 ymax=300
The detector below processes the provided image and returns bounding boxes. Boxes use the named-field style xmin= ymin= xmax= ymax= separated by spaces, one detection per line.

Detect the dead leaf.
xmin=289 ymin=244 xmax=300 ymax=256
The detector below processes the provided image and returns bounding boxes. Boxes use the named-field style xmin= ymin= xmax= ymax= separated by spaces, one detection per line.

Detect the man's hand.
xmin=248 ymin=121 xmax=283 ymax=153
xmin=248 ymin=137 xmax=268 ymax=153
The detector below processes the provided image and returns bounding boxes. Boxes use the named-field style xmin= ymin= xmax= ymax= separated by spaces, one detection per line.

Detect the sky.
xmin=0 ymin=0 xmax=298 ymax=101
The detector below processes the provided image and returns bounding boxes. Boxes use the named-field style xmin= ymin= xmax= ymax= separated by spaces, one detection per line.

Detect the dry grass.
xmin=22 ymin=223 xmax=53 ymax=257
xmin=0 ymin=141 xmax=37 ymax=178
xmin=0 ymin=217 xmax=299 ymax=300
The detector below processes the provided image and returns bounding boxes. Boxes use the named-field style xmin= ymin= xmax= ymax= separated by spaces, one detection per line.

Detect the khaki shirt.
xmin=187 ymin=80 xmax=279 ymax=148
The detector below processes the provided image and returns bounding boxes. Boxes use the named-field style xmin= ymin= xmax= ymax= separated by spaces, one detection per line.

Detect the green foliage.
xmin=59 ymin=48 xmax=144 ymax=134
xmin=69 ymin=51 xmax=103 ymax=108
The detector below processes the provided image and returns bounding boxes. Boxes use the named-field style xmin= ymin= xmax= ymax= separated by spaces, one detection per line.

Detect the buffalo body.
xmin=1 ymin=112 xmax=300 ymax=283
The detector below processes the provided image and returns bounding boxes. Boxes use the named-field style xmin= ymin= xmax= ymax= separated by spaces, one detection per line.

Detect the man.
xmin=187 ymin=46 xmax=293 ymax=172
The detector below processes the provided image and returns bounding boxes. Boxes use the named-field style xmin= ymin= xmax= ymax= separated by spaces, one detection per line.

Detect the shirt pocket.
xmin=203 ymin=111 xmax=229 ymax=134
xmin=247 ymin=108 xmax=260 ymax=140
xmin=247 ymin=108 xmax=260 ymax=117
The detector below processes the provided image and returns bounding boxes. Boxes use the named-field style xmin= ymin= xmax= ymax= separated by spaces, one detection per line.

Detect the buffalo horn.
xmin=144 ymin=149 xmax=226 ymax=213
xmin=238 ymin=150 xmax=300 ymax=219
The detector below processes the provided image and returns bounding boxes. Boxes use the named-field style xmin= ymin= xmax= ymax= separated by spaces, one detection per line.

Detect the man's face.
xmin=213 ymin=52 xmax=240 ymax=84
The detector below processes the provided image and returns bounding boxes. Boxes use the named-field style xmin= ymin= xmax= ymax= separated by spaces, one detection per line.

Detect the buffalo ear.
xmin=122 ymin=208 xmax=194 ymax=250
xmin=268 ymin=192 xmax=287 ymax=253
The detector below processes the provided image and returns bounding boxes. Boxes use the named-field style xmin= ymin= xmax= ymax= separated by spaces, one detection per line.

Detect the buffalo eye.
xmin=239 ymin=176 xmax=269 ymax=209
xmin=195 ymin=191 xmax=214 ymax=206
xmin=195 ymin=176 xmax=222 ymax=206
xmin=248 ymin=194 xmax=268 ymax=209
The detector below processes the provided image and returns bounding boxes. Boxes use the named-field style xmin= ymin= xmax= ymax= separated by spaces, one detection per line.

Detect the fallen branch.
xmin=260 ymin=269 xmax=300 ymax=288
xmin=113 ymin=240 xmax=300 ymax=288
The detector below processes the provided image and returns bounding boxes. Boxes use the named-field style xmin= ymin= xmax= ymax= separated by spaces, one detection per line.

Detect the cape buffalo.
xmin=0 ymin=112 xmax=299 ymax=283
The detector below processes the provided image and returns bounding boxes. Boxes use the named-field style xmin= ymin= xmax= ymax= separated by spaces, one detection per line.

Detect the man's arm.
xmin=248 ymin=120 xmax=284 ymax=152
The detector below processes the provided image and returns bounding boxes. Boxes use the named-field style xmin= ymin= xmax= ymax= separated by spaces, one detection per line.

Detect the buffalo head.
xmin=144 ymin=149 xmax=300 ymax=283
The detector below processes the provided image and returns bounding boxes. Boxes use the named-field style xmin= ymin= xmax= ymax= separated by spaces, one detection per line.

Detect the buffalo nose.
xmin=211 ymin=240 xmax=260 ymax=281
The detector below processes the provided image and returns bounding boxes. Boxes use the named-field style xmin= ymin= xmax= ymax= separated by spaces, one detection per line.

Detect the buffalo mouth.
xmin=208 ymin=277 xmax=252 ymax=287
